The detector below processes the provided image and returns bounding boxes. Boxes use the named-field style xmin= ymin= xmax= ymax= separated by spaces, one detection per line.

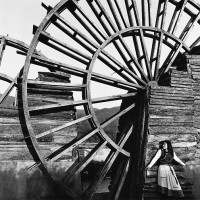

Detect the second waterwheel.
xmin=21 ymin=0 xmax=200 ymax=199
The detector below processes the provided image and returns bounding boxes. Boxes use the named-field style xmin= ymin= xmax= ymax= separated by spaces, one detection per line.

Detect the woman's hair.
xmin=159 ymin=140 xmax=174 ymax=156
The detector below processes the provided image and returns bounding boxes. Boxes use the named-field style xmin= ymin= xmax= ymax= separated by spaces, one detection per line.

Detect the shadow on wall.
xmin=0 ymin=161 xmax=76 ymax=200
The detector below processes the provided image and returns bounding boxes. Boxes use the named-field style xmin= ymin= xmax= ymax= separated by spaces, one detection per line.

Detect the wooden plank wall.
xmin=0 ymin=71 xmax=80 ymax=200
xmin=186 ymin=54 xmax=200 ymax=200
xmin=144 ymin=68 xmax=196 ymax=200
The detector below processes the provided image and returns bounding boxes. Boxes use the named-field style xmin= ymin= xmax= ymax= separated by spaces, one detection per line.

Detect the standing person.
xmin=146 ymin=140 xmax=185 ymax=198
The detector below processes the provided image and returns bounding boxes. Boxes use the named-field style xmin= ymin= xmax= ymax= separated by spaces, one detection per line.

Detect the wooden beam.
xmin=142 ymin=0 xmax=146 ymax=26
xmin=27 ymin=80 xmax=87 ymax=91
xmin=72 ymin=0 xmax=107 ymax=41
xmin=114 ymin=0 xmax=129 ymax=28
xmin=91 ymin=92 xmax=137 ymax=104
xmin=100 ymin=51 xmax=147 ymax=85
xmin=130 ymin=0 xmax=152 ymax=80
xmin=147 ymin=0 xmax=152 ymax=26
xmin=107 ymin=158 xmax=130 ymax=200
xmin=87 ymin=0 xmax=149 ymax=82
xmin=154 ymin=32 xmax=164 ymax=80
xmin=101 ymin=103 xmax=135 ymax=129
xmin=125 ymin=0 xmax=142 ymax=69
xmin=83 ymin=125 xmax=132 ymax=200
xmin=150 ymin=0 xmax=168 ymax=79
xmin=31 ymin=54 xmax=144 ymax=91
xmin=62 ymin=141 xmax=107 ymax=183
xmin=0 ymin=37 xmax=6 ymax=67
xmin=107 ymin=0 xmax=123 ymax=30
xmin=35 ymin=115 xmax=92 ymax=139
xmin=171 ymin=0 xmax=188 ymax=36
xmin=53 ymin=12 xmax=147 ymax=85
xmin=0 ymin=68 xmax=23 ymax=104
xmin=28 ymin=99 xmax=88 ymax=112
xmin=180 ymin=12 xmax=200 ymax=42
xmin=39 ymin=30 xmax=91 ymax=64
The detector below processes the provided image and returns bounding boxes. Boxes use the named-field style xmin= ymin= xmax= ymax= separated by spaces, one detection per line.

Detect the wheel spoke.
xmin=159 ymin=42 xmax=183 ymax=76
xmin=190 ymin=36 xmax=200 ymax=49
xmin=0 ymin=73 xmax=13 ymax=83
xmin=125 ymin=0 xmax=142 ymax=68
xmin=147 ymin=0 xmax=152 ymax=26
xmin=179 ymin=12 xmax=200 ymax=42
xmin=46 ymin=129 xmax=98 ymax=162
xmin=119 ymin=34 xmax=150 ymax=80
xmin=107 ymin=0 xmax=124 ymax=30
xmin=44 ymin=104 xmax=134 ymax=163
xmin=154 ymin=32 xmax=164 ymax=80
xmin=91 ymin=72 xmax=143 ymax=90
xmin=126 ymin=0 xmax=152 ymax=80
xmin=37 ymin=30 xmax=91 ymax=65
xmin=71 ymin=0 xmax=107 ymax=41
xmin=83 ymin=144 xmax=129 ymax=200
xmin=114 ymin=159 xmax=130 ymax=200
xmin=138 ymin=29 xmax=152 ymax=80
xmin=0 ymin=37 xmax=6 ymax=66
xmin=52 ymin=14 xmax=97 ymax=53
xmin=89 ymin=0 xmax=118 ymax=35
xmin=166 ymin=5 xmax=178 ymax=41
xmin=27 ymin=80 xmax=86 ymax=91
xmin=35 ymin=115 xmax=92 ymax=140
xmin=27 ymin=128 xmax=98 ymax=170
xmin=84 ymin=125 xmax=132 ymax=199
xmin=29 ymin=92 xmax=137 ymax=114
xmin=87 ymin=0 xmax=149 ymax=82
xmin=28 ymin=99 xmax=88 ymax=113
xmin=117 ymin=124 xmax=133 ymax=147
xmin=130 ymin=0 xmax=152 ymax=79
xmin=114 ymin=0 xmax=129 ymax=28
xmin=91 ymin=92 xmax=136 ymax=104
xmin=141 ymin=0 xmax=146 ymax=26
xmin=156 ymin=0 xmax=168 ymax=29
xmin=0 ymin=69 xmax=22 ymax=104
xmin=62 ymin=141 xmax=107 ymax=184
xmin=164 ymin=43 xmax=183 ymax=73
xmin=31 ymin=54 xmax=88 ymax=77
xmin=106 ymin=158 xmax=126 ymax=200
xmin=150 ymin=0 xmax=168 ymax=75
xmin=52 ymin=12 xmax=146 ymax=85
xmin=83 ymin=151 xmax=118 ymax=200
xmin=171 ymin=0 xmax=188 ymax=36
xmin=100 ymin=51 xmax=147 ymax=85
xmin=101 ymin=103 xmax=135 ymax=129
xmin=113 ymin=37 xmax=149 ymax=82
xmin=31 ymin=54 xmax=143 ymax=91
xmin=107 ymin=159 xmax=130 ymax=200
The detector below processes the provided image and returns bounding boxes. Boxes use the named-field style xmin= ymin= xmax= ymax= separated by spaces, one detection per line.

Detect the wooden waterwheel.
xmin=20 ymin=0 xmax=200 ymax=199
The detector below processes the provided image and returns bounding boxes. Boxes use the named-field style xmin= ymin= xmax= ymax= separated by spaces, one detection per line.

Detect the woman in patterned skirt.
xmin=146 ymin=140 xmax=185 ymax=198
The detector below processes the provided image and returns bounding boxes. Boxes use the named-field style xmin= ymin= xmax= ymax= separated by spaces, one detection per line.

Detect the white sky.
xmin=0 ymin=0 xmax=58 ymax=44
